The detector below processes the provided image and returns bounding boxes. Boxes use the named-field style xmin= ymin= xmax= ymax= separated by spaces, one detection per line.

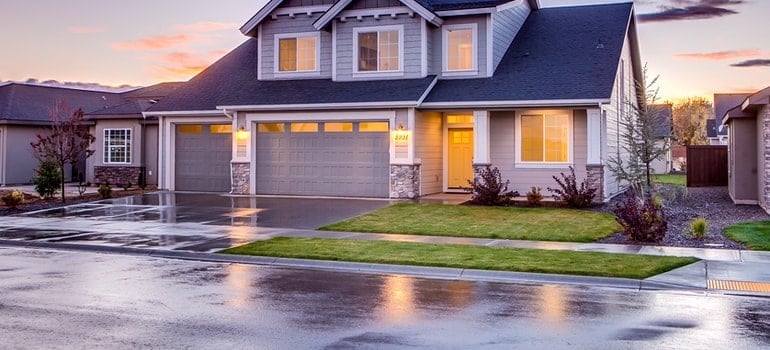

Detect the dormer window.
xmin=275 ymin=32 xmax=319 ymax=74
xmin=443 ymin=24 xmax=477 ymax=74
xmin=353 ymin=25 xmax=403 ymax=75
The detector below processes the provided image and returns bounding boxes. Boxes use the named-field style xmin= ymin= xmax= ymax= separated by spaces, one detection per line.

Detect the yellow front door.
xmin=448 ymin=128 xmax=474 ymax=188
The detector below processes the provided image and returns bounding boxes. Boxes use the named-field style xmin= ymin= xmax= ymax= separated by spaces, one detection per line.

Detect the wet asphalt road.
xmin=2 ymin=247 xmax=769 ymax=349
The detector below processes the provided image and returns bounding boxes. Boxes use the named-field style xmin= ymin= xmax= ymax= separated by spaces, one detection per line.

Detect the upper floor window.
xmin=354 ymin=25 xmax=402 ymax=73
xmin=443 ymin=24 xmax=477 ymax=73
xmin=104 ymin=128 xmax=131 ymax=164
xmin=275 ymin=32 xmax=319 ymax=73
xmin=517 ymin=114 xmax=572 ymax=164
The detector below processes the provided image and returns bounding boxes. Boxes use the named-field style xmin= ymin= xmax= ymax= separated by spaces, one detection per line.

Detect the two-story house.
xmin=145 ymin=0 xmax=643 ymax=200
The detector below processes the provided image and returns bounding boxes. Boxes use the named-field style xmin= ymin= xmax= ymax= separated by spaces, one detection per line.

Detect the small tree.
xmin=607 ymin=64 xmax=670 ymax=190
xmin=30 ymin=100 xmax=96 ymax=203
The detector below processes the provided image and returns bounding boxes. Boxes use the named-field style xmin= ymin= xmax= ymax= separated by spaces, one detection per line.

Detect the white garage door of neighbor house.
xmin=174 ymin=124 xmax=232 ymax=192
xmin=255 ymin=121 xmax=389 ymax=198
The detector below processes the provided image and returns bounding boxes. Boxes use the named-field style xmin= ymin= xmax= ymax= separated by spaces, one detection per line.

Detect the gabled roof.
xmin=148 ymin=39 xmax=437 ymax=113
xmin=122 ymin=82 xmax=184 ymax=100
xmin=0 ymin=83 xmax=122 ymax=125
xmin=714 ymin=93 xmax=750 ymax=124
xmin=422 ymin=2 xmax=635 ymax=106
xmin=415 ymin=0 xmax=511 ymax=11
xmin=741 ymin=86 xmax=770 ymax=112
xmin=85 ymin=100 xmax=156 ymax=118
xmin=649 ymin=104 xmax=672 ymax=138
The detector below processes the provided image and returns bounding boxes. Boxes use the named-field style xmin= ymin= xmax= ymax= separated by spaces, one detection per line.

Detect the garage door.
xmin=175 ymin=124 xmax=232 ymax=192
xmin=256 ymin=121 xmax=389 ymax=197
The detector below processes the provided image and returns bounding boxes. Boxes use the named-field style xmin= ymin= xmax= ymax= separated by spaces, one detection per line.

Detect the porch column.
xmin=231 ymin=112 xmax=251 ymax=195
xmin=586 ymin=108 xmax=604 ymax=201
xmin=473 ymin=110 xmax=490 ymax=165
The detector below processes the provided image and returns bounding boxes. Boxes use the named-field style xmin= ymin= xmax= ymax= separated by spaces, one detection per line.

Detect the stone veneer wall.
xmin=94 ymin=166 xmax=142 ymax=186
xmin=390 ymin=164 xmax=420 ymax=199
xmin=231 ymin=162 xmax=250 ymax=195
xmin=585 ymin=165 xmax=604 ymax=202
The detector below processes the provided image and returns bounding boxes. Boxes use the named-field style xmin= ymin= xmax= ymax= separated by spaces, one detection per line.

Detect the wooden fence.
xmin=686 ymin=145 xmax=727 ymax=187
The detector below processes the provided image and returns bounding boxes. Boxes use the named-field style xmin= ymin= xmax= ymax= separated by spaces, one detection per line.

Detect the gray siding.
xmin=144 ymin=124 xmax=159 ymax=186
xmin=349 ymin=0 xmax=402 ymax=10
xmin=603 ymin=34 xmax=635 ymax=198
xmin=260 ymin=15 xmax=333 ymax=80
xmin=489 ymin=110 xmax=587 ymax=195
xmin=431 ymin=15 xmax=488 ymax=79
xmin=727 ymin=118 xmax=757 ymax=202
xmin=415 ymin=111 xmax=443 ymax=195
xmin=491 ymin=2 xmax=530 ymax=72
xmin=284 ymin=0 xmax=334 ymax=6
xmin=425 ymin=20 xmax=434 ymax=76
xmin=3 ymin=125 xmax=68 ymax=185
xmin=335 ymin=15 xmax=424 ymax=81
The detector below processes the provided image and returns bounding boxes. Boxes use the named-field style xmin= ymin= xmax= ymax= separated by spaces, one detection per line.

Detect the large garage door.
xmin=256 ymin=121 xmax=389 ymax=197
xmin=175 ymin=124 xmax=232 ymax=192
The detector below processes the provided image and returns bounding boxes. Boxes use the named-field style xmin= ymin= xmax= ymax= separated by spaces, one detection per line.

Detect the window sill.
xmin=352 ymin=71 xmax=404 ymax=78
xmin=442 ymin=69 xmax=478 ymax=77
xmin=273 ymin=71 xmax=321 ymax=79
xmin=515 ymin=163 xmax=573 ymax=169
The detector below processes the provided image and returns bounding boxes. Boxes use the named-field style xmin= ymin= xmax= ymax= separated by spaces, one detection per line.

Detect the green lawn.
xmin=319 ymin=203 xmax=621 ymax=243
xmin=221 ymin=237 xmax=698 ymax=279
xmin=652 ymin=174 xmax=686 ymax=187
xmin=724 ymin=221 xmax=770 ymax=250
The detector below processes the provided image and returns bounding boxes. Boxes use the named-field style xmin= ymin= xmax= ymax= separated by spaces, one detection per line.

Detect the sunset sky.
xmin=1 ymin=0 xmax=768 ymax=101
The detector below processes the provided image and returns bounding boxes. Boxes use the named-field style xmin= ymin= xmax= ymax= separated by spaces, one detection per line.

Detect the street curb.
xmin=0 ymin=239 xmax=677 ymax=291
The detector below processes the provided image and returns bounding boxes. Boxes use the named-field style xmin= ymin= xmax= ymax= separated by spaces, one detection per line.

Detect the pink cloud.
xmin=68 ymin=26 xmax=108 ymax=34
xmin=174 ymin=21 xmax=237 ymax=33
xmin=674 ymin=49 xmax=763 ymax=60
xmin=112 ymin=34 xmax=195 ymax=51
xmin=148 ymin=50 xmax=227 ymax=78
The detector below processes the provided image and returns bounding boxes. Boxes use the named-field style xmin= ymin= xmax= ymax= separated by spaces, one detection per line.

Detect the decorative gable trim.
xmin=313 ymin=0 xmax=442 ymax=30
xmin=241 ymin=0 xmax=285 ymax=35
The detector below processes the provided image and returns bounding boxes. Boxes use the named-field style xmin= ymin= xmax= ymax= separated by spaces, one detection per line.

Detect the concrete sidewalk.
xmin=2 ymin=214 xmax=770 ymax=296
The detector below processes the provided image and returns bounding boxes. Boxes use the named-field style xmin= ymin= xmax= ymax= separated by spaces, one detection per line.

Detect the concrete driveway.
xmin=25 ymin=192 xmax=393 ymax=229
xmin=0 ymin=192 xmax=394 ymax=252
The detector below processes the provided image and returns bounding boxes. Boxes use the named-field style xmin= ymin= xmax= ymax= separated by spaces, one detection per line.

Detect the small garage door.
xmin=256 ymin=121 xmax=389 ymax=197
xmin=175 ymin=124 xmax=232 ymax=192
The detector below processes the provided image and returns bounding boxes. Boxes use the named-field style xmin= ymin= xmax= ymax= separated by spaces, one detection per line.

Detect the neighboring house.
xmin=650 ymin=104 xmax=672 ymax=174
xmin=0 ymin=83 xmax=122 ymax=186
xmin=84 ymin=82 xmax=183 ymax=187
xmin=718 ymin=87 xmax=770 ymax=209
xmin=706 ymin=119 xmax=728 ymax=145
xmin=145 ymin=0 xmax=643 ymax=200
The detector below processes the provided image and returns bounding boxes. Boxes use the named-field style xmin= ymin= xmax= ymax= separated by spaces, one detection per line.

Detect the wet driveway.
xmin=2 ymin=246 xmax=769 ymax=349
xmin=24 ymin=192 xmax=393 ymax=229
xmin=0 ymin=192 xmax=393 ymax=252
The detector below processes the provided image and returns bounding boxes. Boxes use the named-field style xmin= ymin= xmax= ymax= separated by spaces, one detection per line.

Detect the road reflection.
xmin=377 ymin=275 xmax=415 ymax=322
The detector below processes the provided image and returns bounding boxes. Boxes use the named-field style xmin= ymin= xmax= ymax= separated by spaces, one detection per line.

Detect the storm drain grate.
xmin=708 ymin=280 xmax=770 ymax=293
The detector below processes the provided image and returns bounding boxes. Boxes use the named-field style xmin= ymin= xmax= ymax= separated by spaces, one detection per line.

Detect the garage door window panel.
xmin=104 ymin=128 xmax=131 ymax=164
xmin=258 ymin=123 xmax=285 ymax=133
xmin=359 ymin=122 xmax=389 ymax=132
xmin=291 ymin=123 xmax=318 ymax=133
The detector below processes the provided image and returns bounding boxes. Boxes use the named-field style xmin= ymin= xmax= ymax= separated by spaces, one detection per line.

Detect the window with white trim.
xmin=443 ymin=24 xmax=476 ymax=72
xmin=103 ymin=128 xmax=131 ymax=164
xmin=518 ymin=114 xmax=571 ymax=164
xmin=275 ymin=33 xmax=319 ymax=73
xmin=354 ymin=26 xmax=402 ymax=73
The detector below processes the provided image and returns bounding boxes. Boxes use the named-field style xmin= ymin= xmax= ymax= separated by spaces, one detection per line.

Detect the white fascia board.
xmin=419 ymin=98 xmax=609 ymax=108
xmin=240 ymin=0 xmax=285 ymax=35
xmin=435 ymin=8 xmax=494 ymax=16
xmin=142 ymin=110 xmax=225 ymax=117
xmin=217 ymin=101 xmax=419 ymax=111
xmin=400 ymin=0 xmax=443 ymax=26
xmin=313 ymin=0 xmax=354 ymax=30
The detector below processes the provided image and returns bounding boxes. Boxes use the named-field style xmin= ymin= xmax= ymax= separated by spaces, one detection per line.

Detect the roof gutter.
xmin=142 ymin=110 xmax=227 ymax=118
xmin=419 ymin=98 xmax=610 ymax=109
xmin=217 ymin=101 xmax=419 ymax=111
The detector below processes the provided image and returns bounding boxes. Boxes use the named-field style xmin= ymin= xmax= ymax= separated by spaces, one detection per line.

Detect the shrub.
xmin=98 ymin=182 xmax=112 ymax=199
xmin=121 ymin=182 xmax=132 ymax=191
xmin=614 ymin=191 xmax=667 ymax=243
xmin=32 ymin=160 xmax=61 ymax=199
xmin=466 ymin=165 xmax=519 ymax=206
xmin=1 ymin=190 xmax=24 ymax=208
xmin=548 ymin=166 xmax=597 ymax=208
xmin=526 ymin=186 xmax=543 ymax=206
xmin=689 ymin=217 xmax=707 ymax=239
